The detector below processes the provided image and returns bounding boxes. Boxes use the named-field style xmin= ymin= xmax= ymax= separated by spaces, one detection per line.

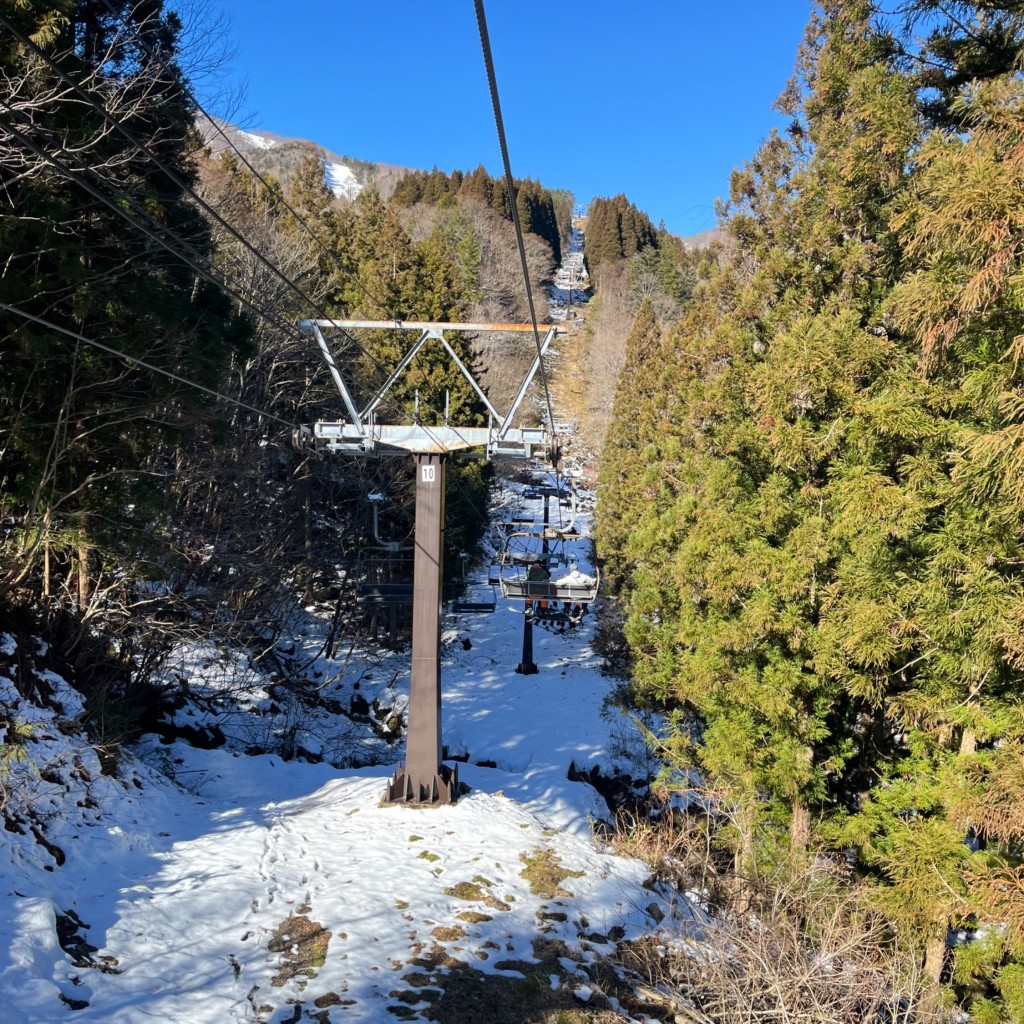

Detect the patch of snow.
xmin=324 ymin=160 xmax=362 ymax=200
xmin=238 ymin=129 xmax=276 ymax=151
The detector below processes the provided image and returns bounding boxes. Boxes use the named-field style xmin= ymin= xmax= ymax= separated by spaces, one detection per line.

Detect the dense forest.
xmin=390 ymin=163 xmax=572 ymax=268
xmin=595 ymin=0 xmax=1024 ymax=1017
xmin=0 ymin=0 xmax=560 ymax=744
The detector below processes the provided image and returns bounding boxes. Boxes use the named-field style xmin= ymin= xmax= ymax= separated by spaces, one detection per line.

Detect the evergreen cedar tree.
xmin=583 ymin=194 xmax=658 ymax=274
xmin=391 ymin=164 xmax=568 ymax=267
xmin=0 ymin=0 xmax=252 ymax=607
xmin=595 ymin=0 xmax=1024 ymax=1013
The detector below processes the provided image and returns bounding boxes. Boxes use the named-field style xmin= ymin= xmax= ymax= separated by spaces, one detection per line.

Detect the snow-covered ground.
xmin=323 ymin=161 xmax=362 ymax=201
xmin=0 ymin=477 xmax=673 ymax=1023
xmin=238 ymin=130 xmax=277 ymax=151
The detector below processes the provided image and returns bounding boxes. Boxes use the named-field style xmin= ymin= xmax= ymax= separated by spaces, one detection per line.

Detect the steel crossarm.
xmin=297 ymin=319 xmax=563 ymax=450
xmin=310 ymin=420 xmax=548 ymax=458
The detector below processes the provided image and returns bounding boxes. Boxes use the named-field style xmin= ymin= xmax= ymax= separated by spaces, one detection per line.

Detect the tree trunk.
xmin=790 ymin=798 xmax=811 ymax=859
xmin=959 ymin=728 xmax=977 ymax=757
xmin=303 ymin=466 xmax=313 ymax=605
xmin=924 ymin=928 xmax=946 ymax=983
xmin=734 ymin=801 xmax=758 ymax=882
xmin=77 ymin=541 xmax=89 ymax=615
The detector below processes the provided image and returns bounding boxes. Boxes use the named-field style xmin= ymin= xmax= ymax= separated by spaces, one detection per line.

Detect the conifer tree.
xmin=0 ymin=0 xmax=250 ymax=609
xmin=595 ymin=297 xmax=663 ymax=593
xmin=598 ymin=1 xmax=1024 ymax=1010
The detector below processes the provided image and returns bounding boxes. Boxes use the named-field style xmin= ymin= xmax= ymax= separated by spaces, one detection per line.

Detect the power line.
xmin=91 ymin=0 xmax=399 ymax=324
xmin=0 ymin=99 xmax=456 ymax=455
xmin=0 ymin=97 xmax=316 ymax=355
xmin=80 ymin=1 xmax=471 ymax=442
xmin=0 ymin=16 xmax=338 ymax=340
xmin=0 ymin=300 xmax=297 ymax=428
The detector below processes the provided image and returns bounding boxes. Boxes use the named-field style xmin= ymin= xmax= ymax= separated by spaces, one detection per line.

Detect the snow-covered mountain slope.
xmin=0 ymin=476 xmax=681 ymax=1024
xmin=198 ymin=115 xmax=412 ymax=201
xmin=323 ymin=160 xmax=361 ymax=200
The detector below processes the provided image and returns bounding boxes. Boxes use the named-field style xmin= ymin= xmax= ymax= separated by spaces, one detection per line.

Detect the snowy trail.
xmin=1 ymin=479 xmax=666 ymax=1023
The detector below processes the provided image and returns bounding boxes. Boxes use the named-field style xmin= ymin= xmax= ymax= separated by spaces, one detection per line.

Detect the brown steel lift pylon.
xmin=296 ymin=319 xmax=565 ymax=806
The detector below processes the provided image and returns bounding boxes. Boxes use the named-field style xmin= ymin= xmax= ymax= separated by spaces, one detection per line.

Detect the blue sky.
xmin=202 ymin=1 xmax=812 ymax=238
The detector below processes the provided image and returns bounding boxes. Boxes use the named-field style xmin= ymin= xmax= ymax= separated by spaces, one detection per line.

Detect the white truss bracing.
xmin=296 ymin=319 xmax=564 ymax=459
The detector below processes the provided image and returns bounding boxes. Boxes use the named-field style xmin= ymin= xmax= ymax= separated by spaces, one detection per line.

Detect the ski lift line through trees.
xmin=472 ymin=0 xmax=556 ymax=445
xmin=294 ymin=0 xmax=594 ymax=805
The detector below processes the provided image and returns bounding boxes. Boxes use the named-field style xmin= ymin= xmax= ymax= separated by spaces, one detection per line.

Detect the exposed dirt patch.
xmin=268 ymin=914 xmax=332 ymax=989
xmin=456 ymin=911 xmax=492 ymax=924
xmin=519 ymin=848 xmax=584 ymax=899
xmin=402 ymin=937 xmax=626 ymax=1024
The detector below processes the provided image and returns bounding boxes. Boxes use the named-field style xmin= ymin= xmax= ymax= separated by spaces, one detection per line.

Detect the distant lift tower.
xmin=296 ymin=319 xmax=565 ymax=806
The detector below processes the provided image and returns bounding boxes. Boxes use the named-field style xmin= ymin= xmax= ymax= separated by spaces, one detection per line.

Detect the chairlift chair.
xmin=355 ymin=545 xmax=414 ymax=604
xmin=451 ymin=551 xmax=497 ymax=614
xmin=355 ymin=492 xmax=414 ymax=605
xmin=497 ymin=531 xmax=599 ymax=628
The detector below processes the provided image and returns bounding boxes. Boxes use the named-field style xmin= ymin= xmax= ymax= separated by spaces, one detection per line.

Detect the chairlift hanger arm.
xmin=497 ymin=326 xmax=558 ymax=441
xmin=309 ymin=322 xmax=365 ymax=434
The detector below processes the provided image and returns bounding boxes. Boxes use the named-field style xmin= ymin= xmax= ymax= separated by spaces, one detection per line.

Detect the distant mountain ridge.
xmin=678 ymin=225 xmax=726 ymax=249
xmin=197 ymin=116 xmax=414 ymax=200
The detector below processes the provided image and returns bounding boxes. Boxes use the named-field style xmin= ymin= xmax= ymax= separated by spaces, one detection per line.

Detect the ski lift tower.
xmin=296 ymin=319 xmax=565 ymax=806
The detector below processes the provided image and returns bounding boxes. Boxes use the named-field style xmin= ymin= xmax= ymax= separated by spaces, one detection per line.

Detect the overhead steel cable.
xmin=0 ymin=46 xmax=432 ymax=445
xmin=3 ymin=15 xmax=481 ymax=449
xmin=88 ymin=0 xmax=400 ymax=324
xmin=0 ymin=98 xmax=319 ymax=355
xmin=0 ymin=16 xmax=343 ymax=335
xmin=472 ymin=0 xmax=558 ymax=450
xmin=0 ymin=300 xmax=297 ymax=428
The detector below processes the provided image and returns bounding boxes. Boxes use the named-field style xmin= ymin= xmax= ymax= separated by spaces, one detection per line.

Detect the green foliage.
xmin=391 ymin=164 xmax=565 ymax=265
xmin=0 ymin=0 xmax=252 ymax=605
xmin=597 ymin=0 xmax=1024 ymax=1010
xmin=584 ymin=193 xmax=658 ymax=274
xmin=0 ymin=718 xmax=33 ymax=778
